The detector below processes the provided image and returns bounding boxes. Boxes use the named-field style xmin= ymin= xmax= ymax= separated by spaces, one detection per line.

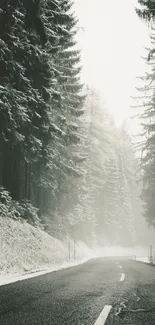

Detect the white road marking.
xmin=116 ymin=262 xmax=122 ymax=269
xmin=120 ymin=273 xmax=125 ymax=282
xmin=94 ymin=305 xmax=112 ymax=325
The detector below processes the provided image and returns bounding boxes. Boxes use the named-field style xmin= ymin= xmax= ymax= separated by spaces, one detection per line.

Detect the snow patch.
xmin=0 ymin=216 xmax=93 ymax=286
xmin=0 ymin=258 xmax=89 ymax=287
xmin=135 ymin=257 xmax=150 ymax=263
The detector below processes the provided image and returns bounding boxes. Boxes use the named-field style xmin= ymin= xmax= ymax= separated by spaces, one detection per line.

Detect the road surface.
xmin=0 ymin=257 xmax=155 ymax=324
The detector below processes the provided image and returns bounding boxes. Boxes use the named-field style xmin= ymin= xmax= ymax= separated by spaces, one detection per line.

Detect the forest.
xmin=0 ymin=0 xmax=155 ymax=247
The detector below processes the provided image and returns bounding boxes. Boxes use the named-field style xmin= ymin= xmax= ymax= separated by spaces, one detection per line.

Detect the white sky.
xmin=74 ymin=0 xmax=151 ymax=133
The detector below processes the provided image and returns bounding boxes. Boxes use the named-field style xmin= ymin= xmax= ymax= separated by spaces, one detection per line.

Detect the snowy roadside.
xmin=0 ymin=258 xmax=90 ymax=287
xmin=134 ymin=256 xmax=155 ymax=265
xmin=135 ymin=257 xmax=150 ymax=263
xmin=0 ymin=216 xmax=93 ymax=286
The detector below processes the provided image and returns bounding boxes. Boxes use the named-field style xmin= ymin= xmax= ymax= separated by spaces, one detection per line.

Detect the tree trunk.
xmin=2 ymin=142 xmax=12 ymax=194
xmin=24 ymin=161 xmax=28 ymax=199
xmin=28 ymin=163 xmax=31 ymax=201
xmin=11 ymin=145 xmax=21 ymax=201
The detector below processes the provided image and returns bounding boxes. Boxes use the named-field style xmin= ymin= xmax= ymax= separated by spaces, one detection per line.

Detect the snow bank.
xmin=135 ymin=257 xmax=150 ymax=263
xmin=133 ymin=246 xmax=155 ymax=265
xmin=135 ymin=256 xmax=155 ymax=265
xmin=0 ymin=216 xmax=93 ymax=285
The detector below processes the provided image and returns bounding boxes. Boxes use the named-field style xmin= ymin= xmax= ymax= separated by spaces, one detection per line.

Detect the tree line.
xmin=136 ymin=0 xmax=155 ymax=232
xmin=0 ymin=0 xmax=147 ymax=246
xmin=0 ymin=0 xmax=85 ymax=226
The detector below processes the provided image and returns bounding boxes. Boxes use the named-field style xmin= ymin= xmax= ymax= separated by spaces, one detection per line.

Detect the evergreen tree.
xmin=135 ymin=3 xmax=155 ymax=229
xmin=136 ymin=0 xmax=155 ymax=20
xmin=62 ymin=88 xmax=139 ymax=246
xmin=0 ymin=0 xmax=84 ymax=228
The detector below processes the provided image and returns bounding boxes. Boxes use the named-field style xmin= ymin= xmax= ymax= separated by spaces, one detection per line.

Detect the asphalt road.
xmin=0 ymin=257 xmax=155 ymax=324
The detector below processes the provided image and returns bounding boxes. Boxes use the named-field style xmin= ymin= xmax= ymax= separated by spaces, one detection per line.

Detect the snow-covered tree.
xmin=134 ymin=4 xmax=155 ymax=230
xmin=0 ymin=0 xmax=84 ymax=226
xmin=56 ymin=88 xmax=140 ymax=246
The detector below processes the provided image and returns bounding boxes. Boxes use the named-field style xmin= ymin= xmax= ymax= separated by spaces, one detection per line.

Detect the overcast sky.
xmin=74 ymin=0 xmax=151 ymax=133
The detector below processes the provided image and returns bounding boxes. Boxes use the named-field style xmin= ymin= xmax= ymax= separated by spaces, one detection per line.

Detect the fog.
xmin=1 ymin=0 xmax=155 ymax=323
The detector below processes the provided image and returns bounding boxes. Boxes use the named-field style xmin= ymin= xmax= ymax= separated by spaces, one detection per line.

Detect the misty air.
xmin=0 ymin=0 xmax=155 ymax=324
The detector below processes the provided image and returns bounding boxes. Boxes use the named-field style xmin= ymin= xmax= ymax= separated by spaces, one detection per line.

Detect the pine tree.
xmin=0 ymin=0 xmax=51 ymax=203
xmin=136 ymin=0 xmax=155 ymax=20
xmin=0 ymin=0 xmax=84 ymax=228
xmin=135 ymin=5 xmax=155 ymax=229
xmin=64 ymin=88 xmax=139 ymax=246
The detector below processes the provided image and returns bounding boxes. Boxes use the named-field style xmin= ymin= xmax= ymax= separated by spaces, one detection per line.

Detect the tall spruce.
xmin=136 ymin=0 xmax=155 ymax=229
xmin=63 ymin=89 xmax=139 ymax=246
xmin=0 ymin=0 xmax=84 ymax=228
xmin=136 ymin=0 xmax=155 ymax=20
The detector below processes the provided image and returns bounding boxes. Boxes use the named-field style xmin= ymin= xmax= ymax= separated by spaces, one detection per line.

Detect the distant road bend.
xmin=0 ymin=257 xmax=155 ymax=324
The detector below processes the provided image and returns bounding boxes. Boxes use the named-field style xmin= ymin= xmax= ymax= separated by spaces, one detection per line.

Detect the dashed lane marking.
xmin=120 ymin=273 xmax=125 ymax=282
xmin=94 ymin=305 xmax=112 ymax=325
